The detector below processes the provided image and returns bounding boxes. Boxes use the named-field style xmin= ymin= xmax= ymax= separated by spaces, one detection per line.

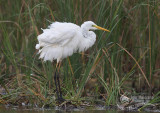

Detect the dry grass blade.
xmin=0 ymin=21 xmax=23 ymax=34
xmin=75 ymin=51 xmax=102 ymax=98
xmin=147 ymin=0 xmax=152 ymax=82
xmin=116 ymin=43 xmax=151 ymax=88
xmin=27 ymin=87 xmax=46 ymax=101
xmin=102 ymin=48 xmax=120 ymax=85
xmin=67 ymin=57 xmax=74 ymax=75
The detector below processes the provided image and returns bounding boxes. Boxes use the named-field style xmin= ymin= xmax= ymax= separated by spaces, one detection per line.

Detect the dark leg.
xmin=54 ymin=63 xmax=65 ymax=102
xmin=54 ymin=68 xmax=60 ymax=99
xmin=57 ymin=71 xmax=65 ymax=101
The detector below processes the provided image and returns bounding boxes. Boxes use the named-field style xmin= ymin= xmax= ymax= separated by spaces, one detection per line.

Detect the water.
xmin=0 ymin=107 xmax=158 ymax=113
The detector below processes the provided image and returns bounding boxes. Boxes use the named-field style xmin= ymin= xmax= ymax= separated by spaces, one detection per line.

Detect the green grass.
xmin=0 ymin=0 xmax=160 ymax=107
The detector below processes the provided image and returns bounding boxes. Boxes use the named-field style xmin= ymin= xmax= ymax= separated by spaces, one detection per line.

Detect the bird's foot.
xmin=56 ymin=97 xmax=66 ymax=103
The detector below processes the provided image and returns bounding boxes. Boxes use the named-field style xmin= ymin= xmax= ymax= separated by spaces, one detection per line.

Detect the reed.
xmin=0 ymin=0 xmax=160 ymax=106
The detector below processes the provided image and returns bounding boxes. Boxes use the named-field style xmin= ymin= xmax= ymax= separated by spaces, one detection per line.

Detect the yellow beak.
xmin=93 ymin=25 xmax=110 ymax=32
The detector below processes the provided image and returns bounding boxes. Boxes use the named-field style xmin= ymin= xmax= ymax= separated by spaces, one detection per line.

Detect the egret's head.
xmin=81 ymin=21 xmax=110 ymax=32
xmin=81 ymin=21 xmax=97 ymax=30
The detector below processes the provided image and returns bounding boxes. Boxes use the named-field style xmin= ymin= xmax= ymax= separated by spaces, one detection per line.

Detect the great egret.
xmin=35 ymin=21 xmax=110 ymax=101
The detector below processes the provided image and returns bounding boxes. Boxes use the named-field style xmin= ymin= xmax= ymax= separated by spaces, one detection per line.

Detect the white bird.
xmin=36 ymin=21 xmax=110 ymax=63
xmin=35 ymin=21 xmax=110 ymax=101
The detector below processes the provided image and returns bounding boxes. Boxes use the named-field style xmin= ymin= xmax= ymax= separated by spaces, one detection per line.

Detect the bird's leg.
xmin=54 ymin=63 xmax=60 ymax=99
xmin=57 ymin=62 xmax=65 ymax=101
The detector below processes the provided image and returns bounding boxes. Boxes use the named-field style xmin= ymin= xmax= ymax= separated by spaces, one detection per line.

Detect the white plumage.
xmin=36 ymin=21 xmax=110 ymax=63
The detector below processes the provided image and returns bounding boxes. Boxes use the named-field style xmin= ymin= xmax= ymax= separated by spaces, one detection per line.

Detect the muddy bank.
xmin=2 ymin=99 xmax=160 ymax=112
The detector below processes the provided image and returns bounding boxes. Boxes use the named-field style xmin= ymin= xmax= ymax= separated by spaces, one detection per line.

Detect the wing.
xmin=36 ymin=22 xmax=80 ymax=48
xmin=38 ymin=28 xmax=76 ymax=46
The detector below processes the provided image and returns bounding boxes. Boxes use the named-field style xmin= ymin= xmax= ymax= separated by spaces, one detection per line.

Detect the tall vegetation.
xmin=0 ymin=0 xmax=160 ymax=106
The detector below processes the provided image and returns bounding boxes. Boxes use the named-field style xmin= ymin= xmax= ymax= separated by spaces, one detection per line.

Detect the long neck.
xmin=79 ymin=27 xmax=96 ymax=52
xmin=82 ymin=28 xmax=89 ymax=38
